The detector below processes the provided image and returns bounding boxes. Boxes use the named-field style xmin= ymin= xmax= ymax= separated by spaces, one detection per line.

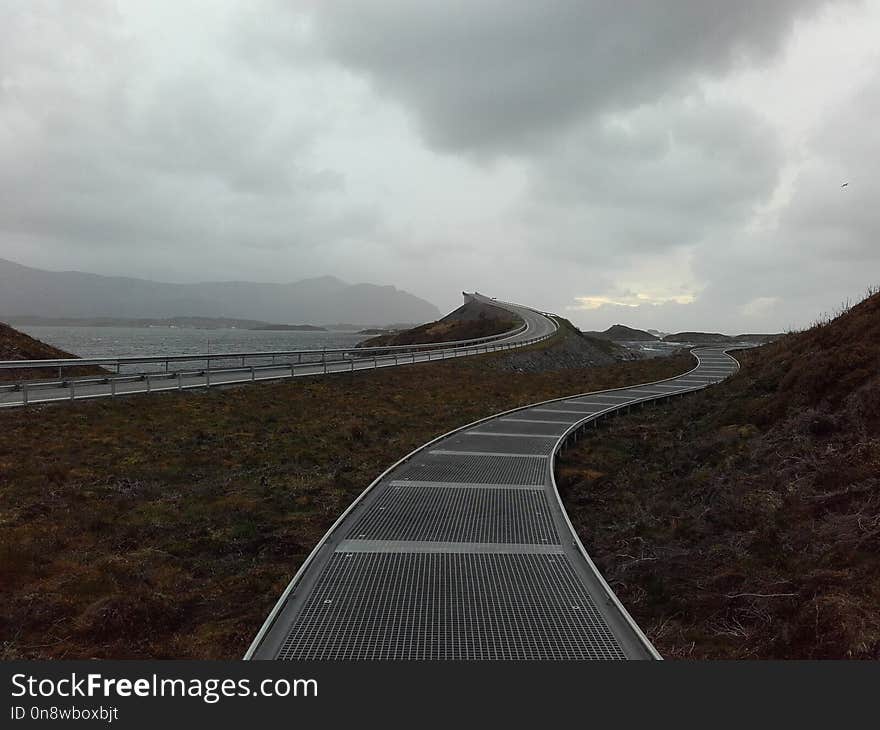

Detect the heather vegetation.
xmin=7 ymin=287 xmax=874 ymax=660
xmin=0 ymin=326 xmax=691 ymax=659
xmin=357 ymin=298 xmax=520 ymax=348
xmin=358 ymin=315 xmax=517 ymax=348
xmin=0 ymin=322 xmax=106 ymax=382
xmin=557 ymin=288 xmax=880 ymax=658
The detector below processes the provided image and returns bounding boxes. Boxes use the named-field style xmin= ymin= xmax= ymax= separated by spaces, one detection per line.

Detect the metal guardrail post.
xmin=290 ymin=364 xmax=295 ymax=378
xmin=146 ymin=375 xmax=151 ymax=393
xmin=70 ymin=381 xmax=75 ymax=401
xmin=22 ymin=383 xmax=28 ymax=406
xmin=251 ymin=366 xmax=256 ymax=381
xmin=177 ymin=372 xmax=182 ymax=390
xmin=206 ymin=369 xmax=211 ymax=387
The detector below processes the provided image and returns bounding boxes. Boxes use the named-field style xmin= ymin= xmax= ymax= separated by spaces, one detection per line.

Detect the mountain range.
xmin=0 ymin=258 xmax=441 ymax=327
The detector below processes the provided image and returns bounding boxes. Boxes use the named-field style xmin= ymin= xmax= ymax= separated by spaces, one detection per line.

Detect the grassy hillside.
xmin=358 ymin=299 xmax=520 ymax=347
xmin=0 ymin=336 xmax=692 ymax=659
xmin=495 ymin=317 xmax=630 ymax=372
xmin=557 ymin=287 xmax=880 ymax=658
xmin=0 ymin=322 xmax=106 ymax=381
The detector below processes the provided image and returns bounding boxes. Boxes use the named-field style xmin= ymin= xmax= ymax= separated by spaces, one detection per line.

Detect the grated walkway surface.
xmin=247 ymin=302 xmax=739 ymax=660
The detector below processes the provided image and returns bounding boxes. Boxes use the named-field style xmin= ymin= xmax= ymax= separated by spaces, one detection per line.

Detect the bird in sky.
xmin=841 ymin=182 xmax=849 ymax=187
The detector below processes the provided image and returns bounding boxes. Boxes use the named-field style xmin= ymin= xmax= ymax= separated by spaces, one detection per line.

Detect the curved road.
xmin=0 ymin=294 xmax=556 ymax=408
xmin=246 ymin=300 xmax=740 ymax=660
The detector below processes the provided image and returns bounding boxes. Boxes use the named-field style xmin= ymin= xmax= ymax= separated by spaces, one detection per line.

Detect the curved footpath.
xmin=246 ymin=302 xmax=741 ymax=660
xmin=0 ymin=294 xmax=556 ymax=408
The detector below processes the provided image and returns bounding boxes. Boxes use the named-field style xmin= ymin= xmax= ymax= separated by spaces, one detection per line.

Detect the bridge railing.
xmin=0 ymin=320 xmax=531 ymax=384
xmin=0 ymin=319 xmax=559 ymax=403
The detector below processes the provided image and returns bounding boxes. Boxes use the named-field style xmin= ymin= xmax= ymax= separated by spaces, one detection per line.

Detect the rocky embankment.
xmin=0 ymin=322 xmax=106 ymax=381
xmin=358 ymin=299 xmax=520 ymax=348
xmin=495 ymin=320 xmax=638 ymax=373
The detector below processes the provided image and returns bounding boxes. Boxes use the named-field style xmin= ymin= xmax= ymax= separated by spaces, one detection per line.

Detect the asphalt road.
xmin=0 ymin=294 xmax=557 ymax=408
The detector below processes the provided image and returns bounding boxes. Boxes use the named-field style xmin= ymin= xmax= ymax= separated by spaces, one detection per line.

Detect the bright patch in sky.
xmin=572 ymin=292 xmax=697 ymax=311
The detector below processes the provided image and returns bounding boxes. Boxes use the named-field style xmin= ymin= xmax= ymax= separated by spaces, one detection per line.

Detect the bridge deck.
xmin=0 ymin=294 xmax=556 ymax=408
xmin=247 ymin=302 xmax=739 ymax=660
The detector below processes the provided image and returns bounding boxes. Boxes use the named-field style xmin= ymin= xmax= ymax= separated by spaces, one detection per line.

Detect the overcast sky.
xmin=1 ymin=0 xmax=879 ymax=332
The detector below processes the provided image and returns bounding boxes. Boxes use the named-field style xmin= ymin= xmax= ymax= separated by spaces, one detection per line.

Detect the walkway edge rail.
xmin=244 ymin=336 xmax=742 ymax=660
xmin=544 ymin=347 xmax=743 ymax=661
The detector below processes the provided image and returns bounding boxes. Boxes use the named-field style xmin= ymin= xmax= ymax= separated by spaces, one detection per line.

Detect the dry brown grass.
xmin=557 ymin=289 xmax=880 ymax=659
xmin=358 ymin=316 xmax=516 ymax=348
xmin=0 ymin=322 xmax=106 ymax=382
xmin=0 ymin=339 xmax=691 ymax=659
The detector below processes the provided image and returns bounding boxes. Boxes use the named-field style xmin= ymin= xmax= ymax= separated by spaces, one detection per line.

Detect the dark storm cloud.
xmin=310 ymin=0 xmax=829 ymax=156
xmin=303 ymin=0 xmax=876 ymax=331
xmin=0 ymin=1 xmax=370 ymax=271
xmin=1 ymin=0 xmax=875 ymax=332
xmin=779 ymin=73 xmax=880 ymax=261
xmin=522 ymin=98 xmax=782 ymax=260
xmin=691 ymin=68 xmax=880 ymax=329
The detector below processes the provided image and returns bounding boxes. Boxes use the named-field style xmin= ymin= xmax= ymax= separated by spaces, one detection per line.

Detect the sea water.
xmin=16 ymin=325 xmax=368 ymax=359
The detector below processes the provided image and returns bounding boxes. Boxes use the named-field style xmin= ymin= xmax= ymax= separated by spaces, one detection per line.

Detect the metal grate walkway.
xmin=246 ymin=298 xmax=740 ymax=660
xmin=276 ymin=552 xmax=625 ymax=661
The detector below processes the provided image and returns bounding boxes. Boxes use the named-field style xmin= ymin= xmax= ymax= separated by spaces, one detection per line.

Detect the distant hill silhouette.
xmin=0 ymin=258 xmax=441 ymax=327
xmin=584 ymin=324 xmax=659 ymax=341
xmin=662 ymin=331 xmax=734 ymax=343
